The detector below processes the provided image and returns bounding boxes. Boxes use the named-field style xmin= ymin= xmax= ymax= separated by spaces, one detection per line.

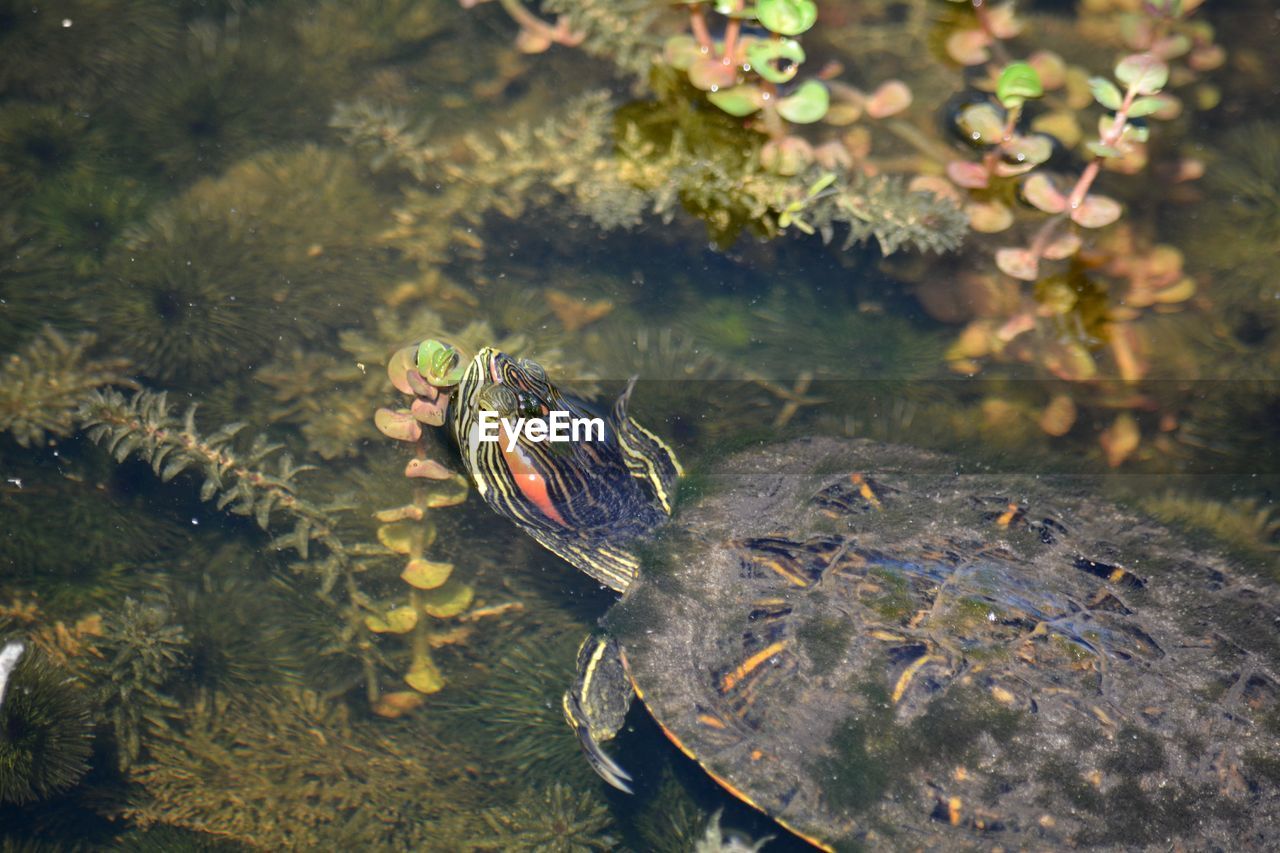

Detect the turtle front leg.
xmin=562 ymin=635 xmax=635 ymax=793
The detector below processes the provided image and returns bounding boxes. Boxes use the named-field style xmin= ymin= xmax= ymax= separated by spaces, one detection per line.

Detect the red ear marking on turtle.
xmin=500 ymin=439 xmax=569 ymax=527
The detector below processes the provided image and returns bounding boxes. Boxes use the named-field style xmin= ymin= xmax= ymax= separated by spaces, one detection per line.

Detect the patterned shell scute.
xmin=607 ymin=437 xmax=1280 ymax=850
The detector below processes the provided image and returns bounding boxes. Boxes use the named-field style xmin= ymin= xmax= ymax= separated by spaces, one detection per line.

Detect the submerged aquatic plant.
xmin=120 ymin=15 xmax=324 ymax=178
xmin=95 ymin=145 xmax=384 ymax=386
xmin=94 ymin=595 xmax=188 ymax=772
xmin=475 ymin=782 xmax=615 ymax=852
xmin=0 ymin=644 xmax=93 ymax=804
xmin=438 ymin=628 xmax=591 ymax=787
xmin=125 ymin=688 xmax=481 ymax=848
xmin=0 ymin=326 xmax=132 ymax=448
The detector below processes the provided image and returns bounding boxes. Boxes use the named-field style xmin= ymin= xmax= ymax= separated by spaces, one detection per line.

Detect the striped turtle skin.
xmin=448 ymin=347 xmax=680 ymax=592
xmin=446 ymin=349 xmax=1280 ymax=851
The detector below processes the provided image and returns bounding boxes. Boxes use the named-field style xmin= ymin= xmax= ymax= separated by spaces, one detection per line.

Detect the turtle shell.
xmin=607 ymin=437 xmax=1280 ymax=850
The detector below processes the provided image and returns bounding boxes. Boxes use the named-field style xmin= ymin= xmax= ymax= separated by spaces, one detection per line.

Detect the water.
xmin=1 ymin=0 xmax=1277 ymax=849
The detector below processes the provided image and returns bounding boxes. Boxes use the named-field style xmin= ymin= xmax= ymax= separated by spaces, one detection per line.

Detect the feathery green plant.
xmin=0 ymin=327 xmax=132 ymax=448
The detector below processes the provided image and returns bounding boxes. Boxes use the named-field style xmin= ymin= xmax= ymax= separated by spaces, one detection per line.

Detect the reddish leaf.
xmin=1100 ymin=413 xmax=1140 ymax=467
xmin=1022 ymin=173 xmax=1066 ymax=214
xmin=688 ymin=57 xmax=739 ymax=91
xmin=996 ymin=247 xmax=1040 ymax=281
xmin=966 ymin=200 xmax=1013 ymax=233
xmin=865 ymin=80 xmax=912 ymax=119
xmin=1042 ymin=230 xmax=1082 ymax=260
xmin=946 ymin=160 xmax=989 ymax=189
xmin=946 ymin=29 xmax=991 ymax=66
xmin=1071 ymin=194 xmax=1122 ymax=228
xmin=1039 ymin=394 xmax=1077 ymax=437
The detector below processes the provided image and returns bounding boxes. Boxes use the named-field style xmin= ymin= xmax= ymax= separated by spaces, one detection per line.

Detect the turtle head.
xmin=448 ymin=347 xmax=681 ymax=592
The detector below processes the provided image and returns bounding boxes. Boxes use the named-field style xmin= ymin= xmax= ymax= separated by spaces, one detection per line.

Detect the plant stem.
xmin=689 ymin=4 xmax=713 ymax=51
xmin=496 ymin=0 xmax=582 ymax=47
xmin=1066 ymin=83 xmax=1137 ymax=210
xmin=972 ymin=0 xmax=1010 ymax=64
xmin=721 ymin=0 xmax=743 ymax=65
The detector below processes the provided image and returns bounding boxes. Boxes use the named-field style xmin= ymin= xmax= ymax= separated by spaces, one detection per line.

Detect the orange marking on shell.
xmin=850 ymin=473 xmax=882 ymax=509
xmin=639 ymin=671 xmax=835 ymax=853
xmin=996 ymin=503 xmax=1020 ymax=527
xmin=719 ymin=641 xmax=788 ymax=692
xmin=697 ymin=713 xmax=727 ymax=730
xmin=763 ymin=558 xmax=810 ymax=588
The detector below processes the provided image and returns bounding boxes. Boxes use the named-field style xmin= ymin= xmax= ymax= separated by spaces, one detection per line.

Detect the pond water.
xmin=1 ymin=0 xmax=1277 ymax=849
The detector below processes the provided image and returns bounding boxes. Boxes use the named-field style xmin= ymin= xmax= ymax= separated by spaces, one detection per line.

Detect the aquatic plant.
xmin=75 ymin=383 xmax=511 ymax=706
xmin=28 ymin=166 xmax=150 ymax=277
xmin=93 ymin=595 xmax=188 ymax=772
xmin=0 ymin=327 xmax=132 ymax=448
xmin=0 ymin=458 xmax=184 ymax=615
xmin=119 ymin=15 xmax=324 ymax=178
xmin=0 ymin=643 xmax=93 ymax=804
xmin=0 ymin=102 xmax=102 ymax=198
xmin=475 ymin=782 xmax=615 ymax=852
xmin=0 ymin=0 xmax=176 ymax=102
xmin=367 ymin=338 xmax=520 ymax=702
xmin=173 ymin=567 xmax=307 ymax=697
xmin=538 ymin=0 xmax=664 ymax=76
xmin=336 ymin=77 xmax=966 ymax=261
xmin=259 ymin=304 xmax=593 ymax=461
xmin=295 ymin=0 xmax=459 ymax=66
xmin=107 ymin=824 xmax=249 ymax=852
xmin=94 ymin=145 xmax=385 ymax=386
xmin=438 ymin=627 xmax=592 ymax=787
xmin=125 ymin=688 xmax=482 ymax=848
xmin=1138 ymin=491 xmax=1279 ymax=572
xmin=903 ymin=0 xmax=1228 ymax=466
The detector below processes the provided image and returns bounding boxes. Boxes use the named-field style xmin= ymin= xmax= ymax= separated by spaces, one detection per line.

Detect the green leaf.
xmin=756 ymin=0 xmax=817 ymax=36
xmin=1089 ymin=77 xmax=1123 ymax=111
xmin=806 ymin=172 xmax=837 ymax=197
xmin=775 ymin=80 xmax=829 ymax=124
xmin=416 ymin=340 xmax=464 ymax=387
xmin=1114 ymin=54 xmax=1168 ymax=95
xmin=1126 ymin=96 xmax=1164 ymax=118
xmin=996 ymin=62 xmax=1043 ymax=109
xmin=957 ymin=103 xmax=1004 ymax=145
xmin=745 ymin=37 xmax=806 ymax=84
xmin=1086 ymin=140 xmax=1122 ymax=158
xmin=707 ymin=84 xmax=763 ymax=117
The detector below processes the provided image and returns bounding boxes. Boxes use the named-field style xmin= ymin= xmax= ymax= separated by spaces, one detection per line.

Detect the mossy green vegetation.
xmin=94 ymin=145 xmax=386 ymax=386
xmin=814 ymin=681 xmax=1021 ymax=818
xmin=0 ymin=647 xmax=93 ymax=804
xmin=475 ymin=782 xmax=615 ymax=852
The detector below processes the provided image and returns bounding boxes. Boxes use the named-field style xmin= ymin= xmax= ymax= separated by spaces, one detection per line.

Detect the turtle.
xmin=438 ymin=344 xmax=1280 ymax=850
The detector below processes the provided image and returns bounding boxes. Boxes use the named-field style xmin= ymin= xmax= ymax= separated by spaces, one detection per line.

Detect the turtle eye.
xmin=519 ymin=359 xmax=547 ymax=383
xmin=477 ymin=384 xmax=519 ymax=416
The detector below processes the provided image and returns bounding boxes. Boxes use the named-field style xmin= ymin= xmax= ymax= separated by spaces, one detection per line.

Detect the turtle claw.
xmin=563 ymin=688 xmax=635 ymax=794
xmin=580 ymin=725 xmax=634 ymax=794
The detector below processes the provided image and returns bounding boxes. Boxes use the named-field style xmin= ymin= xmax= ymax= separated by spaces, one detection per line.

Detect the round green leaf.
xmin=1114 ymin=54 xmax=1168 ymax=96
xmin=663 ymin=34 xmax=701 ymax=71
xmin=996 ymin=62 xmax=1043 ymax=109
xmin=707 ymin=84 xmax=763 ymax=117
xmin=1089 ymin=77 xmax=1123 ymax=111
xmin=1126 ymin=96 xmax=1164 ymax=119
xmin=745 ymin=37 xmax=806 ymax=84
xmin=756 ymin=0 xmax=817 ymax=36
xmin=775 ymin=79 xmax=829 ymax=124
xmin=416 ymin=339 xmax=464 ymax=387
xmin=957 ymin=103 xmax=1004 ymax=145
